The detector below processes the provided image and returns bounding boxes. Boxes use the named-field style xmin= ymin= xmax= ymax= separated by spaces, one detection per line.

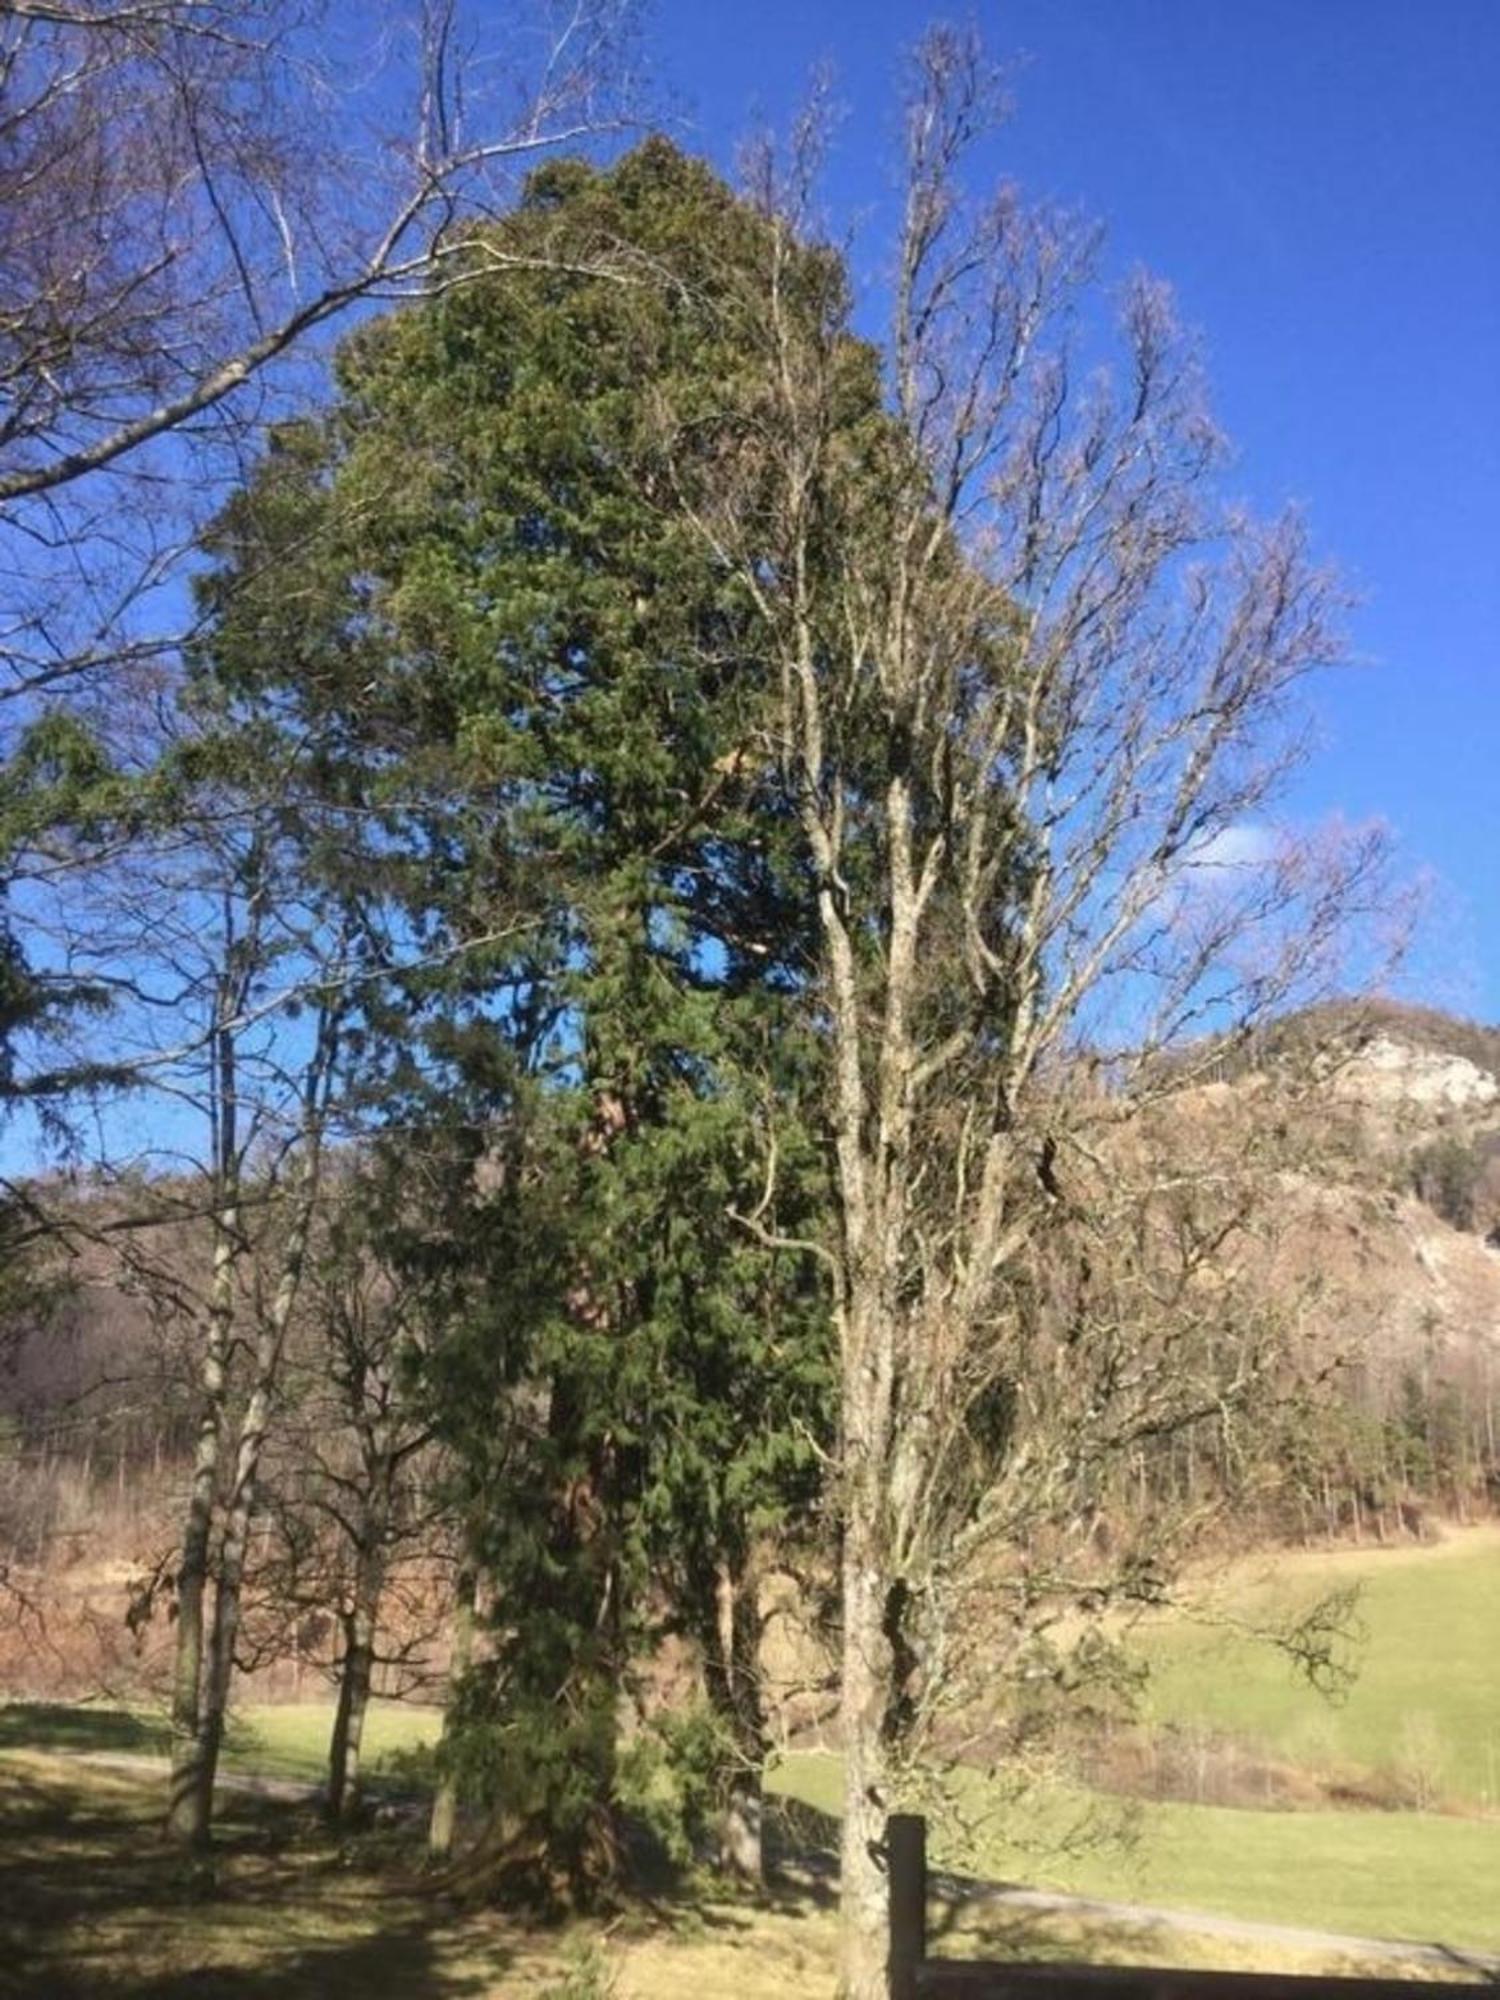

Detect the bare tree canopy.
xmin=669 ymin=33 xmax=1399 ymax=1996
xmin=0 ymin=0 xmax=636 ymax=701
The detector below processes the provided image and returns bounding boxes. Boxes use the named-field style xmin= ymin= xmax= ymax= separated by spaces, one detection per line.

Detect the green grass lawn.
xmin=234 ymin=1699 xmax=444 ymax=1785
xmin=769 ymin=1750 xmax=1500 ymax=1955
xmin=0 ymin=1696 xmax=443 ymax=1790
xmin=1138 ymin=1527 xmax=1500 ymax=1809
xmin=6 ymin=1528 xmax=1498 ymax=1968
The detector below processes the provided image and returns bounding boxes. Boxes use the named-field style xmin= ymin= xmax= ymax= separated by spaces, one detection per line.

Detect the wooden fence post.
xmin=888 ymin=1813 xmax=927 ymax=2000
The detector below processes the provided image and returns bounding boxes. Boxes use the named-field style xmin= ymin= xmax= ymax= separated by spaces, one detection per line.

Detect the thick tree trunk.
xmin=339 ymin=1627 xmax=375 ymax=1816
xmin=719 ymin=1770 xmax=765 ymax=1881
xmin=428 ymin=1566 xmax=477 ymax=1862
xmin=327 ymin=1606 xmax=375 ymax=1821
xmin=838 ymin=1524 xmax=893 ymax=2000
xmin=705 ymin=1558 xmax=767 ymax=1884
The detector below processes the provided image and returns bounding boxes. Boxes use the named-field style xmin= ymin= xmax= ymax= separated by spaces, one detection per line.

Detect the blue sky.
xmin=7 ymin=2 xmax=1496 ymax=1184
xmin=653 ymin=0 xmax=1500 ymax=1016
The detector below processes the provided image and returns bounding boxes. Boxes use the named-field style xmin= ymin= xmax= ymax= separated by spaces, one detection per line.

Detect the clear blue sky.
xmin=653 ymin=0 xmax=1500 ymax=1017
xmin=8 ymin=2 xmax=1496 ymax=1184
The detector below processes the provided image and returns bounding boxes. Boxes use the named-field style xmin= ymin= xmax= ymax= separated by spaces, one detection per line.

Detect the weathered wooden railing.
xmin=886 ymin=1815 xmax=1498 ymax=2000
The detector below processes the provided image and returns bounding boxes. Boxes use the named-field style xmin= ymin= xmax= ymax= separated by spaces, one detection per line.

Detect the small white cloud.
xmin=1185 ymin=822 xmax=1277 ymax=872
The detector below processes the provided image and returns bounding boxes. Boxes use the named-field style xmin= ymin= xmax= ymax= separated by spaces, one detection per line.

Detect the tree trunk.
xmin=838 ymin=1525 xmax=893 ymax=2000
xmin=705 ymin=1558 xmax=767 ymax=1884
xmin=196 ymin=1147 xmax=324 ymax=1823
xmin=428 ymin=1566 xmax=477 ymax=1862
xmin=166 ymin=1206 xmax=235 ymax=1849
xmin=328 ymin=1477 xmax=390 ymax=1823
xmin=719 ymin=1770 xmax=765 ymax=1882
xmin=327 ymin=1608 xmax=376 ymax=1822
xmin=198 ymin=1433 xmax=257 ymax=1808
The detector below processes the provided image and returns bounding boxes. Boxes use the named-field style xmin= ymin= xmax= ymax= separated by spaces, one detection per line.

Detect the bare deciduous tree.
xmin=251 ymin=1181 xmax=449 ymax=1824
xmin=679 ymin=34 xmax=1396 ymax=1996
xmin=7 ymin=675 xmax=437 ymax=1845
xmin=1 ymin=4 xmax=633 ymax=1838
xmin=0 ymin=0 xmax=635 ymax=709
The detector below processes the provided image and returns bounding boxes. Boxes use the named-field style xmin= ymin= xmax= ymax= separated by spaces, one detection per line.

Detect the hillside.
xmin=3 ymin=1003 xmax=1500 ymax=1710
xmin=1270 ymin=1003 xmax=1500 ymax=1372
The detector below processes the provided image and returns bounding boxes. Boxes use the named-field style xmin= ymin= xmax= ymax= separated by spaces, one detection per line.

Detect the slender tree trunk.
xmin=328 ymin=1471 xmax=391 ymax=1822
xmin=836 ymin=1296 xmax=898 ymax=1996
xmin=428 ymin=1566 xmax=477 ymax=1862
xmin=166 ymin=1204 xmax=236 ymax=1849
xmin=197 ymin=1146 xmax=325 ymax=1820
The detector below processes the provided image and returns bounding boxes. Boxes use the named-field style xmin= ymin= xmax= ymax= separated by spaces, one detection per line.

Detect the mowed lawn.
xmin=770 ymin=1529 xmax=1500 ymax=1958
xmin=770 ymin=1752 xmax=1500 ymax=1955
xmin=0 ymin=1696 xmax=444 ymax=1790
xmin=1138 ymin=1527 xmax=1500 ymax=1810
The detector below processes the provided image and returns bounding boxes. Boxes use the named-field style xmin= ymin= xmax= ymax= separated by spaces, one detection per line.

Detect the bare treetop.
xmin=0 ymin=0 xmax=636 ymax=702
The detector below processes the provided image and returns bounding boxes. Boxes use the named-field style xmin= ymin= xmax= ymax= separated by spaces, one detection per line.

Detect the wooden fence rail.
xmin=886 ymin=1815 xmax=1499 ymax=2000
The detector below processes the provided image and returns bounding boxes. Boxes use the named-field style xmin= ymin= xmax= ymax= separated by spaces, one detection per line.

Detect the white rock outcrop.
xmin=1332 ymin=1033 xmax=1499 ymax=1111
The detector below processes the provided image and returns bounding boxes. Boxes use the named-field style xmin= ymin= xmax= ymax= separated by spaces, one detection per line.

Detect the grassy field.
xmin=0 ymin=1696 xmax=444 ymax=1790
xmin=0 ymin=1750 xmax=1475 ymax=1999
xmin=766 ymin=1527 xmax=1500 ymax=1957
xmin=770 ymin=1752 xmax=1500 ymax=1955
xmin=4 ymin=1528 xmax=1498 ymax=1987
xmin=1138 ymin=1526 xmax=1500 ymax=1810
xmin=236 ymin=1699 xmax=444 ymax=1785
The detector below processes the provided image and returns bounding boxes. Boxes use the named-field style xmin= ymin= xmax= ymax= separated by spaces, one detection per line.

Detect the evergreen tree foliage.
xmin=191 ymin=140 xmax=839 ymax=1893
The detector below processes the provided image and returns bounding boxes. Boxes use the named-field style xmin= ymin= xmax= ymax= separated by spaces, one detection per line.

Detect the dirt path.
xmin=69 ymin=1748 xmax=325 ymax=1802
xmin=947 ymin=1876 xmax=1500 ymax=1978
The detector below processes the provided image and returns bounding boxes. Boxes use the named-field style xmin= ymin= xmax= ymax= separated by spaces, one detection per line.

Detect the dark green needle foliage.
xmin=191 ymin=141 xmax=846 ymax=1897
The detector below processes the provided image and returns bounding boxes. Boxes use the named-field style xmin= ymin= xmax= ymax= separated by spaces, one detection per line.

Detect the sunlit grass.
xmin=769 ymin=1748 xmax=1500 ymax=1952
xmin=1138 ymin=1527 xmax=1500 ymax=1809
xmin=233 ymin=1699 xmax=444 ymax=1785
xmin=0 ymin=1695 xmax=444 ymax=1791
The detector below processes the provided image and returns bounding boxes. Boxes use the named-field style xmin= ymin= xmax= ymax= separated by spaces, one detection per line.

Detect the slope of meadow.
xmin=769 ymin=1528 xmax=1500 ymax=1956
xmin=769 ymin=1751 xmax=1500 ymax=1957
xmin=1139 ymin=1527 xmax=1500 ymax=1811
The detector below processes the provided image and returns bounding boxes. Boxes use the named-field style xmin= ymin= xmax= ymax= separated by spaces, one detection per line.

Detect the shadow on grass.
xmin=6 ymin=1925 xmax=497 ymax=2000
xmin=0 ymin=1759 xmax=503 ymax=2000
xmin=0 ymin=1750 xmax=856 ymax=1998
xmin=0 ymin=1701 xmax=168 ymax=1757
